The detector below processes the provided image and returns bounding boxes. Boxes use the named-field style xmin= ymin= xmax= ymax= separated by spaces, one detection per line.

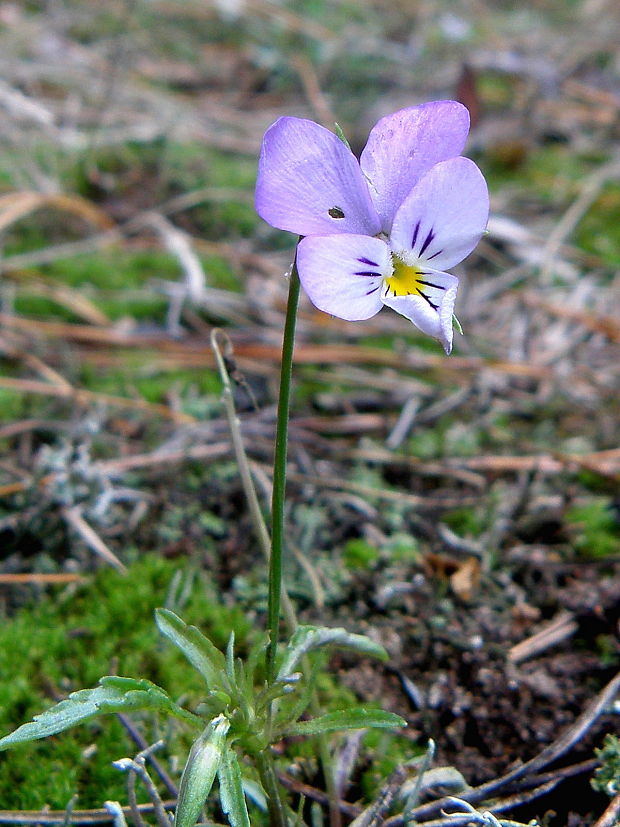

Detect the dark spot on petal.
xmin=329 ymin=206 xmax=345 ymax=219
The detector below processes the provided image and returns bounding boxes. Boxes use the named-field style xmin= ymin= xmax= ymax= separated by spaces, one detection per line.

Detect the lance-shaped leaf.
xmin=281 ymin=707 xmax=405 ymax=738
xmin=175 ymin=715 xmax=230 ymax=827
xmin=217 ymin=745 xmax=251 ymax=827
xmin=155 ymin=608 xmax=228 ymax=691
xmin=277 ymin=625 xmax=388 ymax=681
xmin=0 ymin=676 xmax=197 ymax=751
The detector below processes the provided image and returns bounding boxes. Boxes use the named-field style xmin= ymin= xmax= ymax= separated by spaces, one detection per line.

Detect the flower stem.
xmin=266 ymin=254 xmax=301 ymax=685
xmin=255 ymin=749 xmax=290 ymax=827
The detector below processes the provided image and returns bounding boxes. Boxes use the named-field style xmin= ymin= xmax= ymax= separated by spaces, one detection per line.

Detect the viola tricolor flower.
xmin=255 ymin=101 xmax=489 ymax=353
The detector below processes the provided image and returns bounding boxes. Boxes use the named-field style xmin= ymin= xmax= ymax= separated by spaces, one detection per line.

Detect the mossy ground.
xmin=0 ymin=556 xmax=252 ymax=809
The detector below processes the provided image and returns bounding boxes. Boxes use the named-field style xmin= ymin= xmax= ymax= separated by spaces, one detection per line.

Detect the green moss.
xmin=78 ymin=366 xmax=220 ymax=405
xmin=342 ymin=539 xmax=380 ymax=570
xmin=442 ymin=506 xmax=485 ymax=537
xmin=0 ymin=555 xmax=252 ymax=809
xmin=575 ymin=183 xmax=620 ymax=269
xmin=566 ymin=498 xmax=620 ymax=559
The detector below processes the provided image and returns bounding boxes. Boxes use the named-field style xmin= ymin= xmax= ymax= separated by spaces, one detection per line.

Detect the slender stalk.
xmin=255 ymin=750 xmax=290 ymax=827
xmin=211 ymin=329 xmax=298 ymax=637
xmin=266 ymin=256 xmax=301 ymax=684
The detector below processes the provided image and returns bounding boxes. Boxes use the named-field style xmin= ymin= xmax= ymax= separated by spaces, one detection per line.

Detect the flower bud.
xmin=175 ymin=715 xmax=230 ymax=827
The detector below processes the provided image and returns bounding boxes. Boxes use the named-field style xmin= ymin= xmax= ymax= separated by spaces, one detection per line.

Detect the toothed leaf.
xmin=0 ymin=677 xmax=195 ymax=751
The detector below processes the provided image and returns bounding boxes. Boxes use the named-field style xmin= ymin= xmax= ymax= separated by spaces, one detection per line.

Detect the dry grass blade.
xmin=508 ymin=611 xmax=579 ymax=664
xmin=0 ymin=573 xmax=84 ymax=584
xmin=0 ymin=192 xmax=114 ymax=233
xmin=61 ymin=506 xmax=127 ymax=574
xmin=0 ymin=377 xmax=195 ymax=423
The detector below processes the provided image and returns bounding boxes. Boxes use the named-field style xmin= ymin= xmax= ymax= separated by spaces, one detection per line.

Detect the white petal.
xmin=256 ymin=117 xmax=381 ymax=237
xmin=296 ymin=234 xmax=390 ymax=321
xmin=381 ymin=269 xmax=458 ymax=354
xmin=360 ymin=101 xmax=470 ymax=233
xmin=390 ymin=157 xmax=489 ymax=270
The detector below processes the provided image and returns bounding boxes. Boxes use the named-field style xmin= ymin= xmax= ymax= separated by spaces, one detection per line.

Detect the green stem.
xmin=255 ymin=749 xmax=290 ymax=827
xmin=266 ymin=255 xmax=301 ymax=684
xmin=211 ymin=329 xmax=299 ymax=639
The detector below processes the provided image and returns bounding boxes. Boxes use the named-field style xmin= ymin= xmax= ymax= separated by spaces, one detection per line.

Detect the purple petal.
xmin=389 ymin=157 xmax=489 ymax=270
xmin=296 ymin=234 xmax=390 ymax=321
xmin=381 ymin=269 xmax=458 ymax=354
xmin=256 ymin=117 xmax=381 ymax=237
xmin=360 ymin=101 xmax=470 ymax=233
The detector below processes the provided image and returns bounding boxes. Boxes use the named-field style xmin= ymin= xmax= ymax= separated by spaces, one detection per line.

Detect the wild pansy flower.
xmin=255 ymin=100 xmax=489 ymax=353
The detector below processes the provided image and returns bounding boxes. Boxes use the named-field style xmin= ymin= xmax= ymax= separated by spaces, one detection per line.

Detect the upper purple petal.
xmin=255 ymin=117 xmax=381 ymax=237
xmin=360 ymin=101 xmax=470 ymax=233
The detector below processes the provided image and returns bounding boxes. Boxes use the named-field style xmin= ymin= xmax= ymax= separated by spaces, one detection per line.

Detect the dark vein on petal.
xmin=416 ymin=288 xmax=439 ymax=311
xmin=417 ymin=279 xmax=446 ymax=291
xmin=365 ymin=285 xmax=381 ymax=295
xmin=357 ymin=257 xmax=379 ymax=267
xmin=426 ymin=249 xmax=443 ymax=261
xmin=411 ymin=220 xmax=420 ymax=250
xmin=354 ymin=270 xmax=380 ymax=277
xmin=419 ymin=228 xmax=435 ymax=256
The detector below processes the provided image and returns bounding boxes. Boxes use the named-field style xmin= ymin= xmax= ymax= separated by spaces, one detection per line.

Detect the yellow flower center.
xmin=384 ymin=255 xmax=425 ymax=298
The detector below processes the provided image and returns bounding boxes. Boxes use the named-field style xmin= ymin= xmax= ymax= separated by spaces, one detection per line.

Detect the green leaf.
xmin=225 ymin=631 xmax=236 ymax=687
xmin=0 ymin=677 xmax=197 ymax=751
xmin=334 ymin=122 xmax=351 ymax=150
xmin=155 ymin=608 xmax=228 ymax=690
xmin=175 ymin=715 xmax=230 ymax=827
xmin=277 ymin=625 xmax=388 ymax=680
xmin=218 ymin=746 xmax=251 ymax=827
xmin=281 ymin=708 xmax=405 ymax=738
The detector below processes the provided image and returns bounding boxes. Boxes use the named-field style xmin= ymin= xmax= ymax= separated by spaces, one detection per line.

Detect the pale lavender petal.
xmin=389 ymin=157 xmax=489 ymax=270
xmin=296 ymin=234 xmax=390 ymax=321
xmin=256 ymin=117 xmax=381 ymax=237
xmin=381 ymin=269 xmax=459 ymax=354
xmin=360 ymin=101 xmax=470 ymax=233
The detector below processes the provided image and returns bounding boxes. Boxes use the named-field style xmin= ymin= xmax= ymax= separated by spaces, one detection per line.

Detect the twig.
xmin=112 ymin=744 xmax=172 ymax=827
xmin=385 ymin=671 xmax=620 ymax=824
xmin=592 ymin=792 xmax=620 ymax=827
xmin=116 ymin=715 xmax=178 ymax=799
xmin=287 ymin=472 xmax=480 ymax=509
xmin=539 ymin=157 xmax=620 ymax=284
xmin=143 ymin=212 xmax=207 ymax=333
xmin=0 ymin=802 xmax=177 ymax=826
xmin=61 ymin=506 xmax=127 ymax=573
xmin=348 ymin=766 xmax=408 ymax=827
xmin=0 ymin=573 xmax=84 ymax=584
xmin=508 ymin=611 xmax=579 ymax=664
xmin=0 ymin=376 xmax=194 ymax=424
xmin=289 ymin=54 xmax=335 ymax=127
